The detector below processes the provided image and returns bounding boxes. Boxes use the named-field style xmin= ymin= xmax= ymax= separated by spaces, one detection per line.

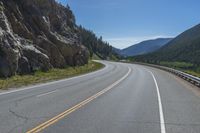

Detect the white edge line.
xmin=148 ymin=70 xmax=166 ymax=133
xmin=0 ymin=61 xmax=108 ymax=96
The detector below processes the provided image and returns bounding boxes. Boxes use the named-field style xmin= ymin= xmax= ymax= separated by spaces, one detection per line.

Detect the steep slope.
xmin=120 ymin=38 xmax=172 ymax=56
xmin=134 ymin=23 xmax=200 ymax=65
xmin=0 ymin=0 xmax=90 ymax=77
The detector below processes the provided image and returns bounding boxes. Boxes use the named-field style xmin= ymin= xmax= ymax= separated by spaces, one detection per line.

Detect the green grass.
xmin=159 ymin=61 xmax=200 ymax=78
xmin=91 ymin=53 xmax=101 ymax=60
xmin=0 ymin=61 xmax=104 ymax=90
xmin=184 ymin=70 xmax=200 ymax=78
xmin=160 ymin=61 xmax=194 ymax=69
xmin=184 ymin=66 xmax=200 ymax=78
xmin=109 ymin=54 xmax=119 ymax=61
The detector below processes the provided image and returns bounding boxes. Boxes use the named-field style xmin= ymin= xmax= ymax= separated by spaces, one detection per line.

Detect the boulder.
xmin=21 ymin=44 xmax=52 ymax=72
xmin=73 ymin=45 xmax=89 ymax=66
xmin=17 ymin=56 xmax=31 ymax=75
xmin=35 ymin=36 xmax=66 ymax=68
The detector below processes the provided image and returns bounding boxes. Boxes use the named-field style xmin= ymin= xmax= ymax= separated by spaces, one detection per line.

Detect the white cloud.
xmin=105 ymin=35 xmax=174 ymax=49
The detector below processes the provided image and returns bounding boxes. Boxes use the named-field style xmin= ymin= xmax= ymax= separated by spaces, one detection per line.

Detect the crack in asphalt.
xmin=7 ymin=106 xmax=52 ymax=133
xmin=7 ymin=108 xmax=28 ymax=133
xmin=3 ymin=63 xmax=121 ymax=133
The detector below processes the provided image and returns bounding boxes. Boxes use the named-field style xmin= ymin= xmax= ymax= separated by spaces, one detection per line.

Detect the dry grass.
xmin=0 ymin=61 xmax=104 ymax=90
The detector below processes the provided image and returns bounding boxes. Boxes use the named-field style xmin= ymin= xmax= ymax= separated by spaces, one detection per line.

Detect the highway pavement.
xmin=0 ymin=61 xmax=200 ymax=133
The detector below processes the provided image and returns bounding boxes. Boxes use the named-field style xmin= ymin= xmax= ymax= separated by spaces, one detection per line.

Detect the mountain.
xmin=112 ymin=47 xmax=121 ymax=54
xmin=134 ymin=23 xmax=200 ymax=65
xmin=119 ymin=38 xmax=172 ymax=56
xmin=0 ymin=0 xmax=114 ymax=78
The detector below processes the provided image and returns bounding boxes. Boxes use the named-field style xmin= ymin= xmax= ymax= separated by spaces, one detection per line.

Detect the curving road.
xmin=0 ymin=61 xmax=200 ymax=133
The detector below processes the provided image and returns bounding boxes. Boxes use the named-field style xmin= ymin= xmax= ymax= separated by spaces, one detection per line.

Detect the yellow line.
xmin=26 ymin=67 xmax=131 ymax=133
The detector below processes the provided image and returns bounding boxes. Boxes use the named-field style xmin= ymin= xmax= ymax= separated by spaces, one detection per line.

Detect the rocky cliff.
xmin=0 ymin=0 xmax=89 ymax=77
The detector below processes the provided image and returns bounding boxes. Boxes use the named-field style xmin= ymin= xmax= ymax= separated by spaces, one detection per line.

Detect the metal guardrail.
xmin=133 ymin=62 xmax=200 ymax=88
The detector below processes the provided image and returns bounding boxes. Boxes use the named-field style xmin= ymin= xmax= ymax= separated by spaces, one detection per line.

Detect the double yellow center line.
xmin=27 ymin=67 xmax=131 ymax=133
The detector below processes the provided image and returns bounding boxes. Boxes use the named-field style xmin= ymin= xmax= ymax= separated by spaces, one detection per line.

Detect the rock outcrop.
xmin=0 ymin=0 xmax=89 ymax=77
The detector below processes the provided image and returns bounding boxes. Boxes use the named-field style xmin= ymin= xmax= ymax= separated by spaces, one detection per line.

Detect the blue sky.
xmin=57 ymin=0 xmax=200 ymax=49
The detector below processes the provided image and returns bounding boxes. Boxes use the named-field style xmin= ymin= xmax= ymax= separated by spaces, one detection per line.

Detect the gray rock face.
xmin=17 ymin=56 xmax=31 ymax=75
xmin=21 ymin=44 xmax=52 ymax=72
xmin=0 ymin=0 xmax=89 ymax=77
xmin=0 ymin=32 xmax=19 ymax=77
xmin=0 ymin=9 xmax=20 ymax=77
xmin=36 ymin=36 xmax=66 ymax=68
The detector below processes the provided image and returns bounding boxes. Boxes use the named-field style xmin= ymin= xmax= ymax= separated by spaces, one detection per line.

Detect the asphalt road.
xmin=0 ymin=61 xmax=200 ymax=133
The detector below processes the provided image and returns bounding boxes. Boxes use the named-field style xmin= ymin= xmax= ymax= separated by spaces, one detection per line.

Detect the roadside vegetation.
xmin=128 ymin=24 xmax=200 ymax=78
xmin=160 ymin=61 xmax=194 ymax=69
xmin=128 ymin=56 xmax=200 ymax=78
xmin=0 ymin=61 xmax=104 ymax=90
xmin=159 ymin=61 xmax=200 ymax=77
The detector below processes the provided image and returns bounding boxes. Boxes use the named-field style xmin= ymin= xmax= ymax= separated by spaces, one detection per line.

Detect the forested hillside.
xmin=133 ymin=23 xmax=200 ymax=65
xmin=79 ymin=26 xmax=113 ymax=59
xmin=132 ymin=23 xmax=200 ymax=76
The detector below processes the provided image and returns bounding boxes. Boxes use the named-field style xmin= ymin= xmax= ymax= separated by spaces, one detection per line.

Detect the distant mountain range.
xmin=134 ymin=23 xmax=200 ymax=65
xmin=114 ymin=38 xmax=172 ymax=56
